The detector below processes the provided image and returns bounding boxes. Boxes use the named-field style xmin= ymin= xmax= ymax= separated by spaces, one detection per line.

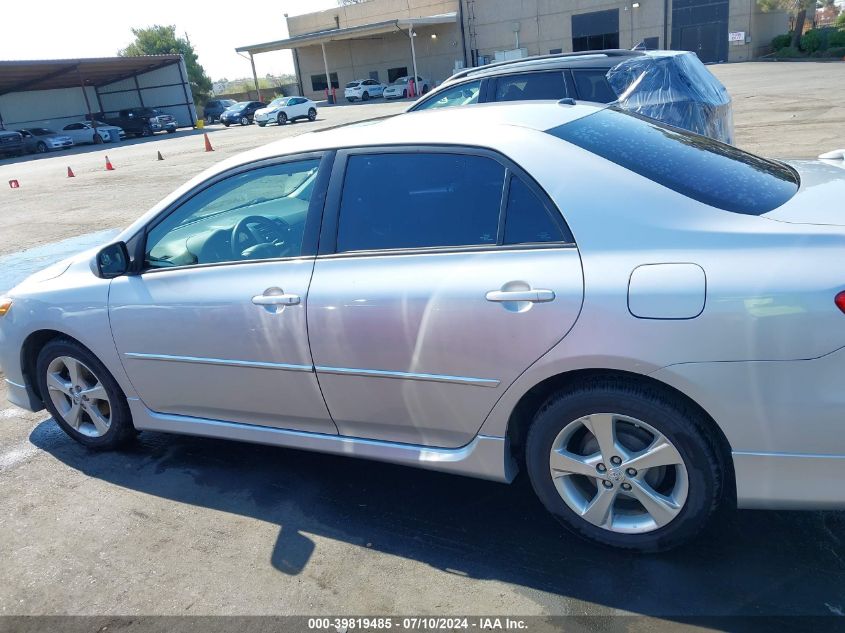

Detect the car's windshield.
xmin=547 ymin=107 xmax=799 ymax=215
xmin=269 ymin=97 xmax=290 ymax=107
xmin=30 ymin=128 xmax=54 ymax=136
xmin=227 ymin=102 xmax=249 ymax=111
xmin=346 ymin=82 xmax=360 ymax=88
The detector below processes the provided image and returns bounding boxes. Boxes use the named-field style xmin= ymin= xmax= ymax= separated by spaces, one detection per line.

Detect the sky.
xmin=0 ymin=0 xmax=339 ymax=81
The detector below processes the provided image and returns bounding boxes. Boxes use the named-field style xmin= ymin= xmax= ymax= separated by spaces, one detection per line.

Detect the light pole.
xmin=408 ymin=22 xmax=419 ymax=97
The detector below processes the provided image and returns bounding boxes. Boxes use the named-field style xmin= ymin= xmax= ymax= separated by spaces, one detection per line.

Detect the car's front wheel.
xmin=35 ymin=338 xmax=135 ymax=450
xmin=362 ymin=91 xmax=369 ymax=101
xmin=308 ymin=108 xmax=317 ymax=121
xmin=277 ymin=112 xmax=287 ymax=125
xmin=525 ymin=377 xmax=724 ymax=552
xmin=240 ymin=116 xmax=249 ymax=126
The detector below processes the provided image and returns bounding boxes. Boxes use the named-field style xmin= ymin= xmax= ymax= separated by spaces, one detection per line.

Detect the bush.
xmin=771 ymin=33 xmax=792 ymax=50
xmin=801 ymin=29 xmax=823 ymax=53
xmin=836 ymin=13 xmax=845 ymax=28
xmin=829 ymin=29 xmax=845 ymax=48
xmin=827 ymin=46 xmax=845 ymax=59
xmin=775 ymin=46 xmax=803 ymax=58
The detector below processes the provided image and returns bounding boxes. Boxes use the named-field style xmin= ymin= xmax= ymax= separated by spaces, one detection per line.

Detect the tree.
xmin=757 ymin=0 xmax=816 ymax=48
xmin=120 ymin=25 xmax=213 ymax=106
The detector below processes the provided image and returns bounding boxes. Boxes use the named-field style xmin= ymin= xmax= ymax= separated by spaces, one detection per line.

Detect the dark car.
xmin=220 ymin=101 xmax=265 ymax=126
xmin=92 ymin=108 xmax=176 ymax=137
xmin=409 ymin=49 xmax=734 ymax=144
xmin=0 ymin=130 xmax=24 ymax=157
xmin=203 ymin=99 xmax=236 ymax=123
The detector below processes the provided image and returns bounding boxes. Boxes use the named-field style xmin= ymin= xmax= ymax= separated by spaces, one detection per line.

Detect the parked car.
xmin=94 ymin=108 xmax=176 ymax=138
xmin=383 ymin=75 xmax=430 ymax=99
xmin=220 ymin=101 xmax=266 ymax=126
xmin=61 ymin=122 xmax=123 ymax=145
xmin=344 ymin=79 xmax=386 ymax=102
xmin=16 ymin=128 xmax=73 ymax=153
xmin=204 ymin=99 xmax=237 ymax=123
xmin=410 ymin=49 xmax=734 ymax=144
xmin=254 ymin=97 xmax=318 ymax=126
xmin=0 ymin=130 xmax=24 ymax=157
xmin=3 ymin=102 xmax=842 ymax=553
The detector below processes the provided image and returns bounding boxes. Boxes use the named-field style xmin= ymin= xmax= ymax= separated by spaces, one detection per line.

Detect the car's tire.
xmin=240 ymin=116 xmax=249 ymax=126
xmin=166 ymin=128 xmax=175 ymax=134
xmin=35 ymin=338 xmax=136 ymax=450
xmin=346 ymin=98 xmax=354 ymax=103
xmin=277 ymin=112 xmax=287 ymax=125
xmin=422 ymin=84 xmax=430 ymax=94
xmin=308 ymin=108 xmax=317 ymax=121
xmin=93 ymin=133 xmax=104 ymax=144
xmin=402 ymin=89 xmax=407 ymax=98
xmin=141 ymin=125 xmax=152 ymax=137
xmin=525 ymin=376 xmax=724 ymax=552
xmin=35 ymin=141 xmax=48 ymax=153
xmin=362 ymin=91 xmax=370 ymax=101
xmin=223 ymin=122 xmax=230 ymax=127
xmin=258 ymin=122 xmax=266 ymax=127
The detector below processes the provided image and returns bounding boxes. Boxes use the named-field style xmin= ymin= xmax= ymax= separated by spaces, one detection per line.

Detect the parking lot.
xmin=2 ymin=62 xmax=845 ymax=624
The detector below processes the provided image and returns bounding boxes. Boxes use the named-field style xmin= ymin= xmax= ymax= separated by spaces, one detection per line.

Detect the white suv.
xmin=344 ymin=79 xmax=385 ymax=102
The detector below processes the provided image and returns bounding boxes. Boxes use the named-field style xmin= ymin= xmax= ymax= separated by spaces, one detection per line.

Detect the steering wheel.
xmin=231 ymin=215 xmax=286 ymax=259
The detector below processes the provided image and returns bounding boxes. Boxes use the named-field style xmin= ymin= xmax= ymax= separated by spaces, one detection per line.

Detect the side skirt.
xmin=128 ymin=399 xmax=517 ymax=483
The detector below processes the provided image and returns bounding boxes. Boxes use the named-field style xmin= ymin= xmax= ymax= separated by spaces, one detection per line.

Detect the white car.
xmin=253 ymin=97 xmax=318 ymax=126
xmin=383 ymin=76 xmax=431 ymax=99
xmin=61 ymin=121 xmax=123 ymax=144
xmin=344 ymin=79 xmax=385 ymax=102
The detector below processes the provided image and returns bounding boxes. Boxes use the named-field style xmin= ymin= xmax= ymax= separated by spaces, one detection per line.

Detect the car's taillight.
xmin=836 ymin=291 xmax=845 ymax=314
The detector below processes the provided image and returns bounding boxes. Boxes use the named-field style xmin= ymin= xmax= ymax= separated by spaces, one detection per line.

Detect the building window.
xmin=643 ymin=36 xmax=660 ymax=49
xmin=572 ymin=9 xmax=620 ymax=52
xmin=311 ymin=72 xmax=339 ymax=92
xmin=388 ymin=66 xmax=409 ymax=83
xmin=550 ymin=48 xmax=563 ymax=54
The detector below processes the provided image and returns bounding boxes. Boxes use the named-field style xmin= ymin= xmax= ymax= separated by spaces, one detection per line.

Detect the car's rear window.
xmin=546 ymin=107 xmax=799 ymax=215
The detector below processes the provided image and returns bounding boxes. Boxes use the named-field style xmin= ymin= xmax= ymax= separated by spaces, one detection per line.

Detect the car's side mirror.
xmin=96 ymin=242 xmax=129 ymax=279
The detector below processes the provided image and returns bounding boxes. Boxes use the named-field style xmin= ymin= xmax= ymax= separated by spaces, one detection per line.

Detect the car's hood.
xmin=255 ymin=107 xmax=278 ymax=115
xmin=763 ymin=159 xmax=845 ymax=226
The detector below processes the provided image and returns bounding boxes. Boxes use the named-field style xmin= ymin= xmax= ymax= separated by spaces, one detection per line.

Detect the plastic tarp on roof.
xmin=606 ymin=51 xmax=734 ymax=145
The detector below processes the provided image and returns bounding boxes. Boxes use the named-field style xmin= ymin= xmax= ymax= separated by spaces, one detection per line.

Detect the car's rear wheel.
xmin=223 ymin=122 xmax=230 ymax=127
xmin=308 ymin=108 xmax=317 ymax=121
xmin=258 ymin=122 xmax=266 ymax=127
xmin=141 ymin=125 xmax=152 ymax=137
xmin=525 ymin=377 xmax=723 ymax=552
xmin=277 ymin=112 xmax=288 ymax=125
xmin=35 ymin=339 xmax=135 ymax=450
xmin=362 ymin=91 xmax=369 ymax=101
xmin=93 ymin=133 xmax=104 ymax=144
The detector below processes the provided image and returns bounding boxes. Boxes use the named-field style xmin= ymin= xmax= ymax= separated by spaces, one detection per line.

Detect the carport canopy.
xmin=0 ymin=55 xmax=184 ymax=96
xmin=235 ymin=13 xmax=458 ymax=100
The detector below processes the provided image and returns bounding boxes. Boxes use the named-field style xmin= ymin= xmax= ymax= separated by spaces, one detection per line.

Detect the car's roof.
xmin=230 ymin=101 xmax=603 ymax=164
xmin=450 ymin=49 xmax=643 ymax=82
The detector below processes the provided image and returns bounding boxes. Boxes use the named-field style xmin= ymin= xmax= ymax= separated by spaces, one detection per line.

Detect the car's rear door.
xmin=489 ymin=70 xmax=572 ymax=102
xmin=307 ymin=147 xmax=584 ymax=448
xmin=109 ymin=153 xmax=337 ymax=434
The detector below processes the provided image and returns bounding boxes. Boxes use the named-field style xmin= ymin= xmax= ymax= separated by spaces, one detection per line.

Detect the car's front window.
xmin=270 ymin=98 xmax=289 ymax=107
xmin=144 ymin=159 xmax=321 ymax=269
xmin=414 ymin=80 xmax=481 ymax=111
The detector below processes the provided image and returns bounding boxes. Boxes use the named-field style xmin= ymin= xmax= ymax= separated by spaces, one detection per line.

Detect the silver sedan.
xmin=2 ymin=102 xmax=844 ymax=552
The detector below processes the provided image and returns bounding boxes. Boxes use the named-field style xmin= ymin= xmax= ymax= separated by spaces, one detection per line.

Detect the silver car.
xmin=17 ymin=127 xmax=74 ymax=153
xmin=2 ymin=102 xmax=844 ymax=552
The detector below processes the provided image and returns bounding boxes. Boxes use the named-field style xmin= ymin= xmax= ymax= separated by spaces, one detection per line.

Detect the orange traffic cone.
xmin=67 ymin=166 xmax=75 ymax=178
xmin=105 ymin=156 xmax=114 ymax=171
xmin=157 ymin=151 xmax=164 ymax=161
xmin=203 ymin=133 xmax=214 ymax=152
xmin=8 ymin=179 xmax=19 ymax=189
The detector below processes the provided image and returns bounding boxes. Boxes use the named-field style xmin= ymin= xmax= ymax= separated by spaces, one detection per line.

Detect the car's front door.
xmin=307 ymin=148 xmax=584 ymax=448
xmin=109 ymin=154 xmax=337 ymax=434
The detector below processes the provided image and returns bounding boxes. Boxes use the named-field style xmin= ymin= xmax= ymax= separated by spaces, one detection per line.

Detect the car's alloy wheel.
xmin=240 ymin=116 xmax=249 ymax=126
xmin=36 ymin=142 xmax=47 ymax=153
xmin=93 ymin=133 xmax=104 ymax=144
xmin=277 ymin=112 xmax=287 ymax=125
xmin=308 ymin=108 xmax=317 ymax=121
xmin=526 ymin=378 xmax=723 ymax=552
xmin=548 ymin=413 xmax=688 ymax=533
xmin=36 ymin=339 xmax=135 ymax=450
xmin=45 ymin=356 xmax=112 ymax=438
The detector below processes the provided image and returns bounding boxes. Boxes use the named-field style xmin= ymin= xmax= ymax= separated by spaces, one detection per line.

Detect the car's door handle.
xmin=252 ymin=292 xmax=301 ymax=306
xmin=485 ymin=289 xmax=555 ymax=303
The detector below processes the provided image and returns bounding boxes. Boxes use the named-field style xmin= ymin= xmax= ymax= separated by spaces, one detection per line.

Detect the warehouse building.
xmin=237 ymin=0 xmax=787 ymax=102
xmin=0 ymin=55 xmax=197 ymax=131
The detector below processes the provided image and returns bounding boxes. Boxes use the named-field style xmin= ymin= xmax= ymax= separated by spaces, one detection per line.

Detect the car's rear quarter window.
xmin=547 ymin=108 xmax=799 ymax=215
